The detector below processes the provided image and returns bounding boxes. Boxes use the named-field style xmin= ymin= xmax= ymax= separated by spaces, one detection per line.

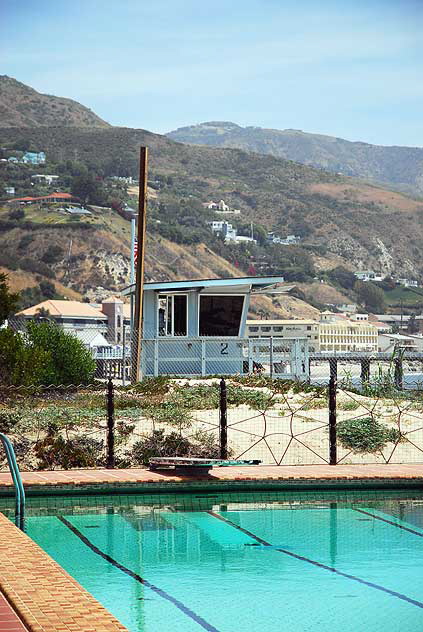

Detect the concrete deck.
xmin=1 ymin=464 xmax=423 ymax=494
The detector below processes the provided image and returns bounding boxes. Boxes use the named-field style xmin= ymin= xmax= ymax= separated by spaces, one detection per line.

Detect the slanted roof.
xmin=16 ymin=300 xmax=107 ymax=319
xmin=122 ymin=276 xmax=286 ymax=296
xmin=73 ymin=330 xmax=111 ymax=347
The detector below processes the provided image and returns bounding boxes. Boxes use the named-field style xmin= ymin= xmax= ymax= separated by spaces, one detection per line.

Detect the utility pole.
xmin=129 ymin=217 xmax=136 ymax=359
xmin=131 ymin=147 xmax=148 ymax=383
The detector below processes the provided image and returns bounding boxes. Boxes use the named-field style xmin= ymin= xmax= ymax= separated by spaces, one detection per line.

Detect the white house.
xmin=355 ymin=270 xmax=384 ymax=282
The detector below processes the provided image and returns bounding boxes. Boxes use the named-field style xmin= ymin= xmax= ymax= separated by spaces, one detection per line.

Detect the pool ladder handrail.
xmin=0 ymin=432 xmax=25 ymax=531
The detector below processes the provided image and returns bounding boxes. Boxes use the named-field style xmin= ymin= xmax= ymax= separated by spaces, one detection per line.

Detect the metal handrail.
xmin=0 ymin=433 xmax=25 ymax=531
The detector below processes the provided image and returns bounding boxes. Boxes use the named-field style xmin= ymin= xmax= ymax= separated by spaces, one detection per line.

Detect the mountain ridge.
xmin=166 ymin=121 xmax=423 ymax=197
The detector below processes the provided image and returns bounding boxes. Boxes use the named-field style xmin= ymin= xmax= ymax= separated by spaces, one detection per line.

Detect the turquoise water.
xmin=12 ymin=491 xmax=423 ymax=631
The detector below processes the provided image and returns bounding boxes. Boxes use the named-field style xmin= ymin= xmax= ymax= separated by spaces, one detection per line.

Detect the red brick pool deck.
xmin=1 ymin=464 xmax=423 ymax=631
xmin=1 ymin=463 xmax=423 ymax=490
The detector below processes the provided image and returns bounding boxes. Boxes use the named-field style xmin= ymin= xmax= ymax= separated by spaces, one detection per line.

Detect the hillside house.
xmin=7 ymin=193 xmax=77 ymax=205
xmin=354 ymin=270 xmax=384 ymax=282
xmin=207 ymin=220 xmax=256 ymax=244
xmin=397 ymin=278 xmax=419 ymax=288
xmin=21 ymin=151 xmax=46 ymax=165
xmin=31 ymin=174 xmax=59 ymax=185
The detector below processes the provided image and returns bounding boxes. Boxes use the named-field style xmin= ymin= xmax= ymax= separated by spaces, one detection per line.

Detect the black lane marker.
xmin=206 ymin=511 xmax=423 ymax=610
xmin=58 ymin=516 xmax=220 ymax=632
xmin=353 ymin=508 xmax=423 ymax=537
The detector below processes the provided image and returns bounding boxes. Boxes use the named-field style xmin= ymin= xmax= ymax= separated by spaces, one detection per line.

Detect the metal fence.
xmin=2 ymin=360 xmax=423 ymax=470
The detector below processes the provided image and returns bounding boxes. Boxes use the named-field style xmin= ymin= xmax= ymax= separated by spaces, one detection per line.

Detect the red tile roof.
xmin=8 ymin=193 xmax=75 ymax=202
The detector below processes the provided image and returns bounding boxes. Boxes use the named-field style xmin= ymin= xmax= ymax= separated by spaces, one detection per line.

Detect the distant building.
xmin=397 ymin=278 xmax=419 ymax=288
xmin=15 ymin=297 xmax=129 ymax=345
xmin=4 ymin=186 xmax=15 ymax=195
xmin=378 ymin=333 xmax=423 ymax=353
xmin=21 ymin=151 xmax=46 ymax=165
xmin=202 ymin=199 xmax=240 ymax=214
xmin=7 ymin=193 xmax=77 ymax=205
xmin=319 ymin=313 xmax=378 ymax=352
xmin=354 ymin=270 xmax=384 ymax=282
xmin=16 ymin=300 xmax=108 ymax=335
xmin=267 ymin=232 xmax=300 ymax=245
xmin=65 ymin=206 xmax=92 ymax=215
xmin=247 ymin=319 xmax=319 ymax=352
xmin=335 ymin=303 xmax=358 ymax=313
xmin=31 ymin=174 xmax=59 ymax=185
xmin=207 ymin=220 xmax=256 ymax=244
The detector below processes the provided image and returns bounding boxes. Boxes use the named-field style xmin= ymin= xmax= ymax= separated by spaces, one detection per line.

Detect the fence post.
xmin=329 ymin=358 xmax=337 ymax=382
xmin=122 ymin=324 xmax=126 ymax=387
xmin=394 ymin=358 xmax=403 ymax=390
xmin=106 ymin=378 xmax=115 ymax=469
xmin=360 ymin=359 xmax=370 ymax=385
xmin=329 ymin=374 xmax=337 ymax=465
xmin=219 ymin=378 xmax=228 ymax=459
xmin=269 ymin=336 xmax=274 ymax=380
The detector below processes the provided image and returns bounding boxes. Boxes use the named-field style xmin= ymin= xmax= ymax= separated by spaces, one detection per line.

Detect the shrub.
xmin=24 ymin=322 xmax=96 ymax=385
xmin=41 ymin=245 xmax=64 ymax=263
xmin=0 ymin=410 xmax=21 ymax=433
xmin=34 ymin=434 xmax=104 ymax=470
xmin=0 ymin=328 xmax=48 ymax=386
xmin=130 ymin=429 xmax=221 ymax=465
xmin=8 ymin=209 xmax=25 ymax=221
xmin=337 ymin=416 xmax=401 ymax=454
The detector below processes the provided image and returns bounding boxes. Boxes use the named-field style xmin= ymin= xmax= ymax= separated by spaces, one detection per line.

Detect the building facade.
xmin=246 ymin=314 xmax=378 ymax=353
xmin=246 ymin=320 xmax=319 ymax=352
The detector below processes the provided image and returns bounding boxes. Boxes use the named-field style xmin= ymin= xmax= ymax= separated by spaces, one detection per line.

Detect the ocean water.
xmin=20 ymin=491 xmax=423 ymax=632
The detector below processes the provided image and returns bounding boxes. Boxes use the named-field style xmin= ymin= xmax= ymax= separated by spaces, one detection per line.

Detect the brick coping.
xmin=0 ymin=591 xmax=29 ymax=631
xmin=1 ymin=464 xmax=423 ymax=494
xmin=0 ymin=513 xmax=127 ymax=632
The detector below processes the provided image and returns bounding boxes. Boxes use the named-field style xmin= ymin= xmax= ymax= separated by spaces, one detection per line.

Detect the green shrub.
xmin=0 ymin=328 xmax=48 ymax=386
xmin=337 ymin=416 xmax=401 ymax=454
xmin=143 ymin=401 xmax=192 ymax=427
xmin=26 ymin=321 xmax=96 ymax=385
xmin=338 ymin=399 xmax=360 ymax=411
xmin=0 ymin=410 xmax=21 ymax=433
xmin=301 ymin=397 xmax=328 ymax=410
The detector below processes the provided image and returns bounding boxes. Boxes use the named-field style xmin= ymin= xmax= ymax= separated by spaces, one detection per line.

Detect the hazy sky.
xmin=1 ymin=0 xmax=422 ymax=146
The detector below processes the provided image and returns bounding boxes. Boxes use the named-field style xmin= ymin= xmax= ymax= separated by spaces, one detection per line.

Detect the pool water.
xmin=12 ymin=491 xmax=423 ymax=631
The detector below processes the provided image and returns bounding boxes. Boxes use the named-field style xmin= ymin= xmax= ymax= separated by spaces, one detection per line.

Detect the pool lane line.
xmin=206 ymin=511 xmax=423 ymax=610
xmin=58 ymin=516 xmax=220 ymax=632
xmin=352 ymin=508 xmax=423 ymax=537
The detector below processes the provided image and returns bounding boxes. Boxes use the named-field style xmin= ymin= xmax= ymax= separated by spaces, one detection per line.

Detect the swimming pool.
xmin=5 ymin=490 xmax=423 ymax=631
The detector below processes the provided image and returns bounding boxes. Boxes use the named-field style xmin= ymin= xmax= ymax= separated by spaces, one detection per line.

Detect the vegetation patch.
xmin=337 ymin=416 xmax=401 ymax=454
xmin=129 ymin=429 xmax=222 ymax=466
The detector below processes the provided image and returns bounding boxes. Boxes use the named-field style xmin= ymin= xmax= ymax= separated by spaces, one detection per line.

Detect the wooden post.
xmin=131 ymin=147 xmax=148 ymax=383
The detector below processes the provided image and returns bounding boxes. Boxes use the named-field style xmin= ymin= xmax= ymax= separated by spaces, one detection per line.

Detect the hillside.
xmin=167 ymin=121 xmax=423 ymax=197
xmin=0 ymin=204 xmax=312 ymax=318
xmin=0 ymin=76 xmax=109 ymax=128
xmin=1 ymin=123 xmax=423 ymax=287
xmin=1 ymin=79 xmax=423 ymax=316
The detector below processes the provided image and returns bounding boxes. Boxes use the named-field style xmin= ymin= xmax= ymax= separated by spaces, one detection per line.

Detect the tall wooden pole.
xmin=131 ymin=147 xmax=148 ymax=383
